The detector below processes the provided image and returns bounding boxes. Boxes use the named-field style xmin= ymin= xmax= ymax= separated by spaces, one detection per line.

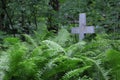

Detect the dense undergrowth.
xmin=0 ymin=29 xmax=120 ymax=80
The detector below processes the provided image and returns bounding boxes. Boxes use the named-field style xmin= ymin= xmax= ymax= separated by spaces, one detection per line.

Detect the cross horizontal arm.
xmin=84 ymin=26 xmax=94 ymax=33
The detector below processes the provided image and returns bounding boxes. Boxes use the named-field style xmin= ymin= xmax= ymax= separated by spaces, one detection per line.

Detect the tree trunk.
xmin=47 ymin=0 xmax=60 ymax=33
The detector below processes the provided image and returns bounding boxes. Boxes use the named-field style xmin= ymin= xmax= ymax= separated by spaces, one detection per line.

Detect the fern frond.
xmin=23 ymin=34 xmax=38 ymax=47
xmin=78 ymin=76 xmax=93 ymax=80
xmin=3 ymin=37 xmax=20 ymax=45
xmin=53 ymin=28 xmax=70 ymax=46
xmin=41 ymin=56 xmax=84 ymax=79
xmin=81 ymin=56 xmax=109 ymax=80
xmin=42 ymin=40 xmax=66 ymax=53
xmin=0 ymin=52 xmax=9 ymax=80
xmin=66 ymin=41 xmax=86 ymax=56
xmin=61 ymin=66 xmax=91 ymax=80
xmin=105 ymin=49 xmax=120 ymax=80
xmin=31 ymin=46 xmax=43 ymax=57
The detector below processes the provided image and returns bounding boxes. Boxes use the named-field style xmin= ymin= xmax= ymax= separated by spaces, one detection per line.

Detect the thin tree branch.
xmin=1 ymin=0 xmax=14 ymax=30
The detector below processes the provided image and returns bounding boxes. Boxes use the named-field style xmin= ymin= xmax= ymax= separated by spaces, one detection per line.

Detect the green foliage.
xmin=42 ymin=40 xmax=65 ymax=53
xmin=0 ymin=36 xmax=92 ymax=80
xmin=53 ymin=28 xmax=71 ymax=47
xmin=23 ymin=34 xmax=38 ymax=47
xmin=66 ymin=41 xmax=86 ymax=57
xmin=106 ymin=49 xmax=120 ymax=68
xmin=3 ymin=37 xmax=20 ymax=46
xmin=0 ymin=29 xmax=120 ymax=80
xmin=61 ymin=66 xmax=91 ymax=80
xmin=0 ymin=0 xmax=120 ymax=80
xmin=0 ymin=0 xmax=119 ymax=35
xmin=0 ymin=52 xmax=9 ymax=80
xmin=42 ymin=56 xmax=84 ymax=79
xmin=104 ymin=49 xmax=120 ymax=80
xmin=60 ymin=0 xmax=119 ymax=33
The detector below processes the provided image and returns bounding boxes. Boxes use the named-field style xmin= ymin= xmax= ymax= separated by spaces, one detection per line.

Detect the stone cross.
xmin=71 ymin=13 xmax=95 ymax=40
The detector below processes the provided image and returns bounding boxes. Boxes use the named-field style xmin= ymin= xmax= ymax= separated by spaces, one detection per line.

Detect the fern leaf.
xmin=0 ymin=52 xmax=9 ymax=80
xmin=41 ymin=56 xmax=84 ymax=79
xmin=42 ymin=40 xmax=66 ymax=53
xmin=61 ymin=66 xmax=91 ymax=80
xmin=23 ymin=34 xmax=38 ymax=47
xmin=66 ymin=41 xmax=86 ymax=56
xmin=81 ymin=56 xmax=109 ymax=80
xmin=53 ymin=28 xmax=70 ymax=46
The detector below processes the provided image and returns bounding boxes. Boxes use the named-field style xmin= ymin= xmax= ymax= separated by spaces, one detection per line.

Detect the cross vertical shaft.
xmin=79 ymin=13 xmax=86 ymax=40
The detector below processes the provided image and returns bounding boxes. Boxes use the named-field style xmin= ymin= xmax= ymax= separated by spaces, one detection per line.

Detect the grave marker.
xmin=71 ymin=13 xmax=95 ymax=40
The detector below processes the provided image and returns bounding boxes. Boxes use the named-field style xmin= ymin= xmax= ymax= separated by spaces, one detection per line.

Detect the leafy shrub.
xmin=104 ymin=49 xmax=120 ymax=80
xmin=0 ymin=32 xmax=120 ymax=80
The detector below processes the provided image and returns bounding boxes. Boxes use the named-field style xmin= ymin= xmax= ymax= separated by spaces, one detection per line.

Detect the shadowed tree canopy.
xmin=0 ymin=0 xmax=119 ymax=35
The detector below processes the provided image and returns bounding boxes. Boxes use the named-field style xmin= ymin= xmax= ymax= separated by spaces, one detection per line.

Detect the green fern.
xmin=81 ymin=56 xmax=109 ymax=80
xmin=61 ymin=66 xmax=91 ymax=80
xmin=65 ymin=41 xmax=86 ymax=56
xmin=53 ymin=28 xmax=71 ymax=46
xmin=3 ymin=43 xmax=28 ymax=80
xmin=0 ymin=52 xmax=9 ymax=80
xmin=41 ymin=56 xmax=85 ymax=79
xmin=23 ymin=34 xmax=38 ymax=47
xmin=42 ymin=40 xmax=66 ymax=53
xmin=30 ymin=46 xmax=43 ymax=57
xmin=105 ymin=49 xmax=120 ymax=80
xmin=0 ymin=33 xmax=119 ymax=80
xmin=3 ymin=37 xmax=20 ymax=45
xmin=78 ymin=76 xmax=93 ymax=80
